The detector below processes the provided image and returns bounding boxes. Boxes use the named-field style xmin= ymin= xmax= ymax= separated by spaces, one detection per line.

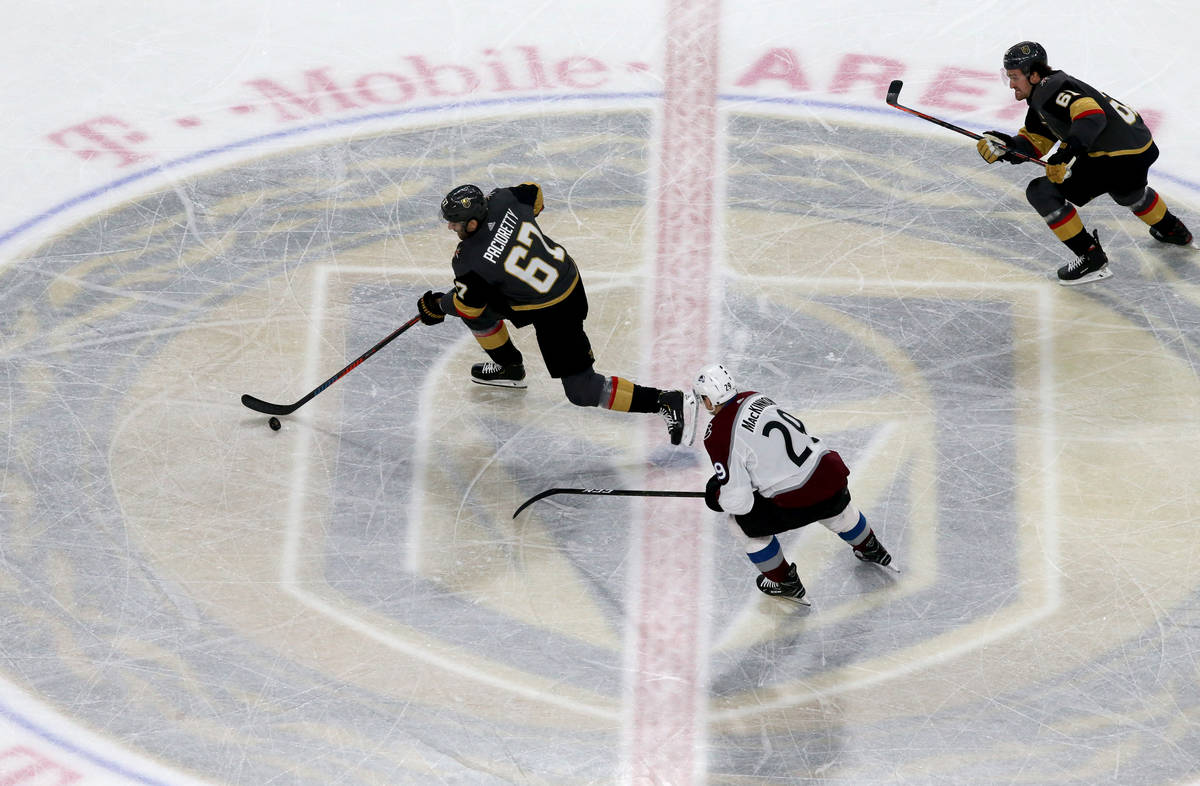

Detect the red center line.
xmin=626 ymin=0 xmax=721 ymax=783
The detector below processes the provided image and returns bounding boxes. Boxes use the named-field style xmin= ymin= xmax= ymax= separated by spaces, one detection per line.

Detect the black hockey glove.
xmin=417 ymin=290 xmax=446 ymax=325
xmin=976 ymin=131 xmax=1022 ymax=164
xmin=704 ymin=474 xmax=724 ymax=512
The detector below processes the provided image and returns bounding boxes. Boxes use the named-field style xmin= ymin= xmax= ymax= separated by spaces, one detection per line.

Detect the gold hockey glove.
xmin=1045 ymin=147 xmax=1077 ymax=184
xmin=976 ymin=132 xmax=1014 ymax=164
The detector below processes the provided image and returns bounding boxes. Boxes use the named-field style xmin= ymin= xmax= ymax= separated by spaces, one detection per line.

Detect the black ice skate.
xmin=853 ymin=532 xmax=900 ymax=573
xmin=1149 ymin=215 xmax=1193 ymax=247
xmin=657 ymin=390 xmax=690 ymax=446
xmin=471 ymin=361 xmax=527 ymax=388
xmin=1057 ymin=231 xmax=1112 ymax=286
xmin=755 ymin=563 xmax=810 ymax=605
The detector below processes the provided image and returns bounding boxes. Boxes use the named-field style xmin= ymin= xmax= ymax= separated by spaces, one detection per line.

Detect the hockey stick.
xmin=513 ymin=488 xmax=706 ymax=519
xmin=885 ymin=79 xmax=1047 ymax=167
xmin=241 ymin=314 xmax=422 ymax=416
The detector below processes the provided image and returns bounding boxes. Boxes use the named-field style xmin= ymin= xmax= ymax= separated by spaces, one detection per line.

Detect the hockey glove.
xmin=704 ymin=474 xmax=724 ymax=512
xmin=417 ymin=290 xmax=446 ymax=325
xmin=1046 ymin=142 xmax=1083 ymax=184
xmin=976 ymin=132 xmax=1016 ymax=164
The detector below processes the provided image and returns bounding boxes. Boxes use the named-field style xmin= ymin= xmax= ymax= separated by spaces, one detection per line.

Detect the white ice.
xmin=1 ymin=2 xmax=1199 ymax=785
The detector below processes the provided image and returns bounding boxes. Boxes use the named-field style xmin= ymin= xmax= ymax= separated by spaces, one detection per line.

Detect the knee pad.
xmin=1025 ymin=177 xmax=1065 ymax=216
xmin=561 ymin=369 xmax=604 ymax=407
xmin=820 ymin=504 xmax=862 ymax=536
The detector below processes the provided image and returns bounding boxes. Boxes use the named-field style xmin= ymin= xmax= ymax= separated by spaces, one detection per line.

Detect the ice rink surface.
xmin=1 ymin=2 xmax=1199 ymax=784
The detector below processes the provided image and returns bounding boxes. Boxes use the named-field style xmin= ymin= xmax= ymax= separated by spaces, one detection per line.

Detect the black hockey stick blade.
xmin=513 ymin=487 xmax=706 ymax=518
xmin=241 ymin=393 xmax=300 ymax=416
xmin=241 ymin=314 xmax=422 ymax=417
xmin=883 ymin=77 xmax=1046 ymax=167
xmin=886 ymin=79 xmax=903 ymax=105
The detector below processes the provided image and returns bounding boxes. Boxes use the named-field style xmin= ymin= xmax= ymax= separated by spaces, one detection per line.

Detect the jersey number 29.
xmin=763 ymin=408 xmax=820 ymax=469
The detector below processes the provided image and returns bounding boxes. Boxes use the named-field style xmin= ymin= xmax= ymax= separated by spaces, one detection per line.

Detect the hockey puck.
xmin=268 ymin=417 xmax=281 ymax=431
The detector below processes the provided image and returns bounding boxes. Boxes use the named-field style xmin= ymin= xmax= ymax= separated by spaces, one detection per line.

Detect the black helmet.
xmin=1003 ymin=41 xmax=1049 ymax=76
xmin=440 ymin=184 xmax=488 ymax=223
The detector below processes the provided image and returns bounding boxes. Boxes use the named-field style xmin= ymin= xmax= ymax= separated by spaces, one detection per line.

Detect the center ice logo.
xmin=6 ymin=105 xmax=1198 ymax=776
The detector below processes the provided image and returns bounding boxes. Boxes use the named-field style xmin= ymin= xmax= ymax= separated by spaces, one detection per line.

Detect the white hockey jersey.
xmin=702 ymin=391 xmax=847 ymax=516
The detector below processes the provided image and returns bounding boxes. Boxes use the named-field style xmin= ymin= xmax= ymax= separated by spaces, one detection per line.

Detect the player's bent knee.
xmin=1111 ymin=185 xmax=1147 ymax=208
xmin=820 ymin=503 xmax=861 ymax=535
xmin=561 ymin=370 xmax=604 ymax=407
xmin=1026 ymin=177 xmax=1063 ymax=214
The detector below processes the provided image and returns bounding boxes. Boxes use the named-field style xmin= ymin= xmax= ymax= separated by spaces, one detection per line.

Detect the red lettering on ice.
xmin=403 ymin=56 xmax=481 ymax=97
xmin=45 ymin=117 xmax=151 ymax=167
xmin=244 ymin=67 xmax=363 ymax=122
xmin=919 ymin=67 xmax=996 ymax=112
xmin=0 ymin=746 xmax=81 ymax=785
xmin=734 ymin=48 xmax=811 ymax=91
xmin=830 ymin=53 xmax=905 ymax=94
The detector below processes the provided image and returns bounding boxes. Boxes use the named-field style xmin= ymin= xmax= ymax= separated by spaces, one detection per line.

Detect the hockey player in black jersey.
xmin=416 ymin=182 xmax=692 ymax=445
xmin=976 ymin=41 xmax=1192 ymax=285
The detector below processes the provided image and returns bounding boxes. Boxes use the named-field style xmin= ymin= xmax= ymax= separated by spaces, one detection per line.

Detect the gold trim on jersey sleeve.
xmin=1068 ymin=96 xmax=1103 ymax=121
xmin=452 ymin=294 xmax=486 ymax=319
xmin=1018 ymin=129 xmax=1055 ymax=157
xmin=520 ymin=182 xmax=545 ymax=216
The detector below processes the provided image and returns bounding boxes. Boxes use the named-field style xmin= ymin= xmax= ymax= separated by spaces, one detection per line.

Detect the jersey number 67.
xmin=504 ymin=222 xmax=564 ymax=293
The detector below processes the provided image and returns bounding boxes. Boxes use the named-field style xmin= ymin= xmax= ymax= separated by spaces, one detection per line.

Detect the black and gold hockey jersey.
xmin=1016 ymin=71 xmax=1154 ymax=158
xmin=445 ymin=183 xmax=581 ymax=325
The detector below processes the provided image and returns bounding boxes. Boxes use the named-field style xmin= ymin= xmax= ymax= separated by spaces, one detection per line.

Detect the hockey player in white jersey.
xmin=695 ymin=364 xmax=897 ymax=605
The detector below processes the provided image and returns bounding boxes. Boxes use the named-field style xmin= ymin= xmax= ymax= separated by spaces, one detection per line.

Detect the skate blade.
xmin=777 ymin=594 xmax=811 ymax=606
xmin=680 ymin=391 xmax=699 ymax=447
xmin=471 ymin=378 xmax=528 ymax=389
xmin=1058 ymin=266 xmax=1112 ymax=286
xmin=857 ymin=556 xmax=901 ymax=573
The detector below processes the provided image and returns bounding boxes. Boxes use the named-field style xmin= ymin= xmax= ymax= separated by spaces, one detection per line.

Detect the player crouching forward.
xmin=417 ymin=183 xmax=693 ymax=445
xmin=695 ymin=364 xmax=896 ymax=605
xmin=977 ymin=41 xmax=1192 ymax=285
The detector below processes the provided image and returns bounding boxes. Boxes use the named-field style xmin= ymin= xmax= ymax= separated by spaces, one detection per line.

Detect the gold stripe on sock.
xmin=606 ymin=377 xmax=635 ymax=411
xmin=1049 ymin=211 xmax=1085 ymax=242
xmin=473 ymin=323 xmax=512 ymax=351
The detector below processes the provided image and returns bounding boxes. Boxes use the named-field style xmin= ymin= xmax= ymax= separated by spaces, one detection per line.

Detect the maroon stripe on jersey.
xmin=701 ymin=391 xmax=758 ymax=467
xmin=770 ymin=451 xmax=850 ymax=508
